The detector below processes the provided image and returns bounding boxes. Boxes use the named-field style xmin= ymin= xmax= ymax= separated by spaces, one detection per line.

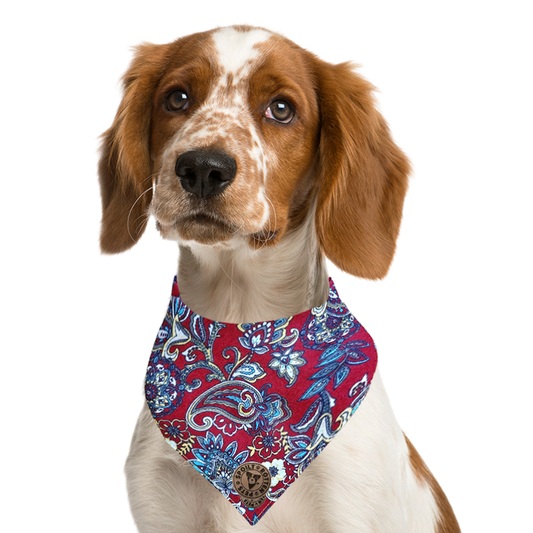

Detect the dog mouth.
xmin=155 ymin=212 xmax=279 ymax=247
xmin=156 ymin=212 xmax=238 ymax=244
xmin=182 ymin=213 xmax=232 ymax=228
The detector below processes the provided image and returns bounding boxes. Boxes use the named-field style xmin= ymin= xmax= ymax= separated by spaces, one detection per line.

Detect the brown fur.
xmin=247 ymin=36 xmax=320 ymax=245
xmin=405 ymin=436 xmax=461 ymax=532
xmin=310 ymin=58 xmax=411 ymax=279
xmin=99 ymin=42 xmax=168 ymax=253
xmin=98 ymin=29 xmax=409 ymax=280
xmin=99 ymin=32 xmax=214 ymax=254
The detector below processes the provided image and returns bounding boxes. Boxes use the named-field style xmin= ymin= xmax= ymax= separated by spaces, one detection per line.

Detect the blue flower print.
xmin=268 ymin=346 xmax=306 ymax=386
xmin=145 ymin=363 xmax=185 ymax=415
xmin=238 ymin=322 xmax=273 ymax=354
xmin=190 ymin=432 xmax=249 ymax=497
xmin=212 ymin=470 xmax=234 ymax=498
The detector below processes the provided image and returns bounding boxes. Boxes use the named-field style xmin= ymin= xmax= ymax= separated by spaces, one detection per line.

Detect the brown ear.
xmin=98 ymin=43 xmax=169 ymax=254
xmin=313 ymin=61 xmax=410 ymax=279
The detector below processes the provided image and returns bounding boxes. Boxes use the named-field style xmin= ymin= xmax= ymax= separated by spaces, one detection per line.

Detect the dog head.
xmin=98 ymin=26 xmax=409 ymax=279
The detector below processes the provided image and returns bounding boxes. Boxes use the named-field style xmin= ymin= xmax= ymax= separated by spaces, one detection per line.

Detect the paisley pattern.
xmin=145 ymin=278 xmax=377 ymax=525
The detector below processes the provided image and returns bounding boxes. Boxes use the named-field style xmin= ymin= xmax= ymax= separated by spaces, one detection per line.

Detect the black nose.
xmin=175 ymin=150 xmax=237 ymax=198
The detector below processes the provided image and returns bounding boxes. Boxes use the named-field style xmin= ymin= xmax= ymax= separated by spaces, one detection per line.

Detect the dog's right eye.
xmin=265 ymin=100 xmax=294 ymax=123
xmin=166 ymin=90 xmax=189 ymax=111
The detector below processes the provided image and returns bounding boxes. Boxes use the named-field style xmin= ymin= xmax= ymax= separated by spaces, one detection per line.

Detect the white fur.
xmin=127 ymin=371 xmax=438 ymax=533
xmin=127 ymin=209 xmax=439 ymax=531
xmin=212 ymin=27 xmax=272 ymax=83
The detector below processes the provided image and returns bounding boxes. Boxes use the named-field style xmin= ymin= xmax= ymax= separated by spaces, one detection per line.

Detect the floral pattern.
xmin=268 ymin=346 xmax=306 ymax=386
xmin=262 ymin=458 xmax=286 ymax=487
xmin=158 ymin=419 xmax=195 ymax=454
xmin=248 ymin=428 xmax=287 ymax=460
xmin=145 ymin=277 xmax=377 ymax=525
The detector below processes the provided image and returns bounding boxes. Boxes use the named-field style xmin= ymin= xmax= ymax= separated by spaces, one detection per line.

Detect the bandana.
xmin=145 ymin=278 xmax=377 ymax=525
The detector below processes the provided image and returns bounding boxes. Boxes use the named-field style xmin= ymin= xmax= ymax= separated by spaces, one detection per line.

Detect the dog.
xmin=99 ymin=25 xmax=460 ymax=532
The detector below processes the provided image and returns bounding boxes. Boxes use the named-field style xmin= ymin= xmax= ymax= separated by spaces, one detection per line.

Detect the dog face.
xmin=244 ymin=472 xmax=262 ymax=489
xmin=99 ymin=26 xmax=410 ymax=279
xmin=149 ymin=27 xmax=320 ymax=249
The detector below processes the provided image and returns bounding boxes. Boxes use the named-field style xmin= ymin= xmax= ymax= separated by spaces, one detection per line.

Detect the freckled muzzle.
xmin=175 ymin=150 xmax=237 ymax=199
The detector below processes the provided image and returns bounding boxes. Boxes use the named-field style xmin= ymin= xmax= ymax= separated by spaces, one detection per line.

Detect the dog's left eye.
xmin=265 ymin=100 xmax=294 ymax=123
xmin=166 ymin=90 xmax=189 ymax=111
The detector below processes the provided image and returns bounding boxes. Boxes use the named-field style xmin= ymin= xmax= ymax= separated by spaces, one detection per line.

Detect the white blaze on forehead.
xmin=158 ymin=26 xmax=274 ymax=235
xmin=205 ymin=26 xmax=273 ymax=183
xmin=212 ymin=27 xmax=272 ymax=80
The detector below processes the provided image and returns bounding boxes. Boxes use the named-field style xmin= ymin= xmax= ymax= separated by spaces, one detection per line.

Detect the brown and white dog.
xmin=99 ymin=26 xmax=460 ymax=533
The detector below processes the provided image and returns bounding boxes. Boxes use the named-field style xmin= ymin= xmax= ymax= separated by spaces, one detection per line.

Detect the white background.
xmin=1 ymin=1 xmax=532 ymax=531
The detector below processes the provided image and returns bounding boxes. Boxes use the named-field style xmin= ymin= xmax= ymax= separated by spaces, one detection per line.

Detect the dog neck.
xmin=176 ymin=212 xmax=329 ymax=324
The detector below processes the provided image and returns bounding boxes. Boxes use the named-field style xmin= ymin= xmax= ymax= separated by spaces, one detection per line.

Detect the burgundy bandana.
xmin=145 ymin=278 xmax=377 ymax=525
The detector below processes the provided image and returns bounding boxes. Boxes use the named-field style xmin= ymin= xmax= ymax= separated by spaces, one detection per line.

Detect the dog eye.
xmin=265 ymin=100 xmax=294 ymax=123
xmin=166 ymin=90 xmax=189 ymax=111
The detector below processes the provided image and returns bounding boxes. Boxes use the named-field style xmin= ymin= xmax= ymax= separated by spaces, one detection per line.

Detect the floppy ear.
xmin=98 ymin=43 xmax=169 ymax=254
xmin=313 ymin=60 xmax=410 ymax=279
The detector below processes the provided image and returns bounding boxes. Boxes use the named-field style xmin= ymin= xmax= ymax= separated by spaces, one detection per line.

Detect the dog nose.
xmin=175 ymin=151 xmax=237 ymax=198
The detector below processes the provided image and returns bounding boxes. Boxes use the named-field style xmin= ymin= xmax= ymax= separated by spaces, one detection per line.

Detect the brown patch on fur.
xmin=247 ymin=36 xmax=321 ymax=244
xmin=98 ymin=31 xmax=215 ymax=253
xmin=98 ymin=42 xmax=169 ymax=253
xmin=309 ymin=58 xmax=411 ymax=279
xmin=405 ymin=435 xmax=461 ymax=533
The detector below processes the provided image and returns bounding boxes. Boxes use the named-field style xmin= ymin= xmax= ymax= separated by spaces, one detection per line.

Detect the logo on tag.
xmin=232 ymin=462 xmax=271 ymax=508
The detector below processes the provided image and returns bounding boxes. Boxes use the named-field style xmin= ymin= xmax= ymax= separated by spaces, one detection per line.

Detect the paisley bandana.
xmin=145 ymin=278 xmax=377 ymax=525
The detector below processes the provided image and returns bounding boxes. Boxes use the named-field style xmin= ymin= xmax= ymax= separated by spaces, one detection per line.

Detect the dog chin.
xmin=155 ymin=213 xmax=239 ymax=245
xmin=156 ymin=216 xmax=281 ymax=251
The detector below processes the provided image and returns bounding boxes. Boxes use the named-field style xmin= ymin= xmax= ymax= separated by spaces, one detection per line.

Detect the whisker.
xmin=264 ymin=193 xmax=278 ymax=234
xmin=127 ymin=185 xmax=154 ymax=243
xmin=253 ymin=193 xmax=278 ymax=253
xmin=141 ymin=172 xmax=159 ymax=186
xmin=133 ymin=211 xmax=152 ymax=234
xmin=230 ymin=214 xmax=247 ymax=235
xmin=214 ymin=250 xmax=249 ymax=301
